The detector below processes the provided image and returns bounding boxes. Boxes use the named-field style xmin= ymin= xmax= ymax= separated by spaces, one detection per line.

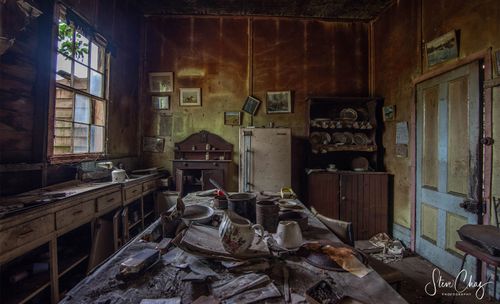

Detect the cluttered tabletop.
xmin=60 ymin=191 xmax=408 ymax=304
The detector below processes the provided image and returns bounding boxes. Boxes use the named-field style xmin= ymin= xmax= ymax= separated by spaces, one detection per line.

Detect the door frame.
xmin=411 ymin=49 xmax=493 ymax=282
xmin=411 ymin=48 xmax=493 ymax=250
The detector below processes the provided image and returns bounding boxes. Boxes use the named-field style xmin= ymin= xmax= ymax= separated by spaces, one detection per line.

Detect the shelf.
xmin=129 ymin=218 xmax=142 ymax=230
xmin=177 ymin=150 xmax=232 ymax=153
xmin=58 ymin=254 xmax=89 ymax=278
xmin=144 ymin=210 xmax=154 ymax=218
xmin=5 ymin=273 xmax=50 ymax=304
xmin=312 ymin=144 xmax=377 ymax=153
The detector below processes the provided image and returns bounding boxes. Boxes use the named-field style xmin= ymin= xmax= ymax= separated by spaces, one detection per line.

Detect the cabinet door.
xmin=340 ymin=173 xmax=388 ymax=240
xmin=307 ymin=172 xmax=340 ymax=218
xmin=202 ymin=169 xmax=224 ymax=190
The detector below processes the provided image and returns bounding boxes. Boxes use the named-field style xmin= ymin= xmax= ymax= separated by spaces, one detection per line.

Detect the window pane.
xmin=56 ymin=53 xmax=72 ymax=85
xmin=90 ymin=126 xmax=104 ymax=152
xmin=91 ymin=43 xmax=105 ymax=72
xmin=54 ymin=120 xmax=73 ymax=155
xmin=93 ymin=99 xmax=105 ymax=126
xmin=75 ymin=31 xmax=89 ymax=65
xmin=55 ymin=88 xmax=73 ymax=121
xmin=73 ymin=62 xmax=88 ymax=91
xmin=90 ymin=70 xmax=104 ymax=97
xmin=75 ymin=94 xmax=90 ymax=123
xmin=73 ymin=123 xmax=89 ymax=153
xmin=57 ymin=20 xmax=73 ymax=58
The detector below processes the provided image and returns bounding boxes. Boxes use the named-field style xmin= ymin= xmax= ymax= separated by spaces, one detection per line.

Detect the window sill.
xmin=49 ymin=153 xmax=105 ymax=164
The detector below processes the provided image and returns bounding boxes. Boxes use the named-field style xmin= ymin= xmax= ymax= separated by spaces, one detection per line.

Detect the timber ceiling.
xmin=134 ymin=0 xmax=394 ymax=21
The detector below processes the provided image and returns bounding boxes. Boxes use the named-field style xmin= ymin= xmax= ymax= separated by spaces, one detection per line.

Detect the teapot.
xmin=219 ymin=211 xmax=264 ymax=254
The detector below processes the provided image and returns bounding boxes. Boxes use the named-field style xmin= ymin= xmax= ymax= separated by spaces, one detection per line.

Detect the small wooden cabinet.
xmin=308 ymin=171 xmax=389 ymax=240
xmin=173 ymin=131 xmax=233 ymax=196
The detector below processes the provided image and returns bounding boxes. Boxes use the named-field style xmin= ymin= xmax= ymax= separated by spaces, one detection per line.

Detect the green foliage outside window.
xmin=58 ymin=22 xmax=88 ymax=60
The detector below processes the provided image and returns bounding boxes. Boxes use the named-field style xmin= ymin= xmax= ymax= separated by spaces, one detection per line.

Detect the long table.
xmin=61 ymin=193 xmax=408 ymax=303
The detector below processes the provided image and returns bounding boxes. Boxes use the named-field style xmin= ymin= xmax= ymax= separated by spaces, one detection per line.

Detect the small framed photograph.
xmin=383 ymin=105 xmax=396 ymax=121
xmin=242 ymin=96 xmax=261 ymax=115
xmin=224 ymin=111 xmax=242 ymax=126
xmin=149 ymin=72 xmax=173 ymax=93
xmin=266 ymin=91 xmax=292 ymax=114
xmin=152 ymin=95 xmax=170 ymax=110
xmin=179 ymin=88 xmax=201 ymax=106
xmin=143 ymin=136 xmax=165 ymax=153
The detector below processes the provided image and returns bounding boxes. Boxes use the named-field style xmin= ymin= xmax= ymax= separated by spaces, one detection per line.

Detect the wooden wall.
xmin=141 ymin=16 xmax=369 ymax=192
xmin=0 ymin=0 xmax=141 ymax=195
xmin=371 ymin=0 xmax=500 ymax=230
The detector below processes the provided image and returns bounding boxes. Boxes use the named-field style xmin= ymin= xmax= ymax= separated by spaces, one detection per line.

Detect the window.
xmin=50 ymin=7 xmax=107 ymax=160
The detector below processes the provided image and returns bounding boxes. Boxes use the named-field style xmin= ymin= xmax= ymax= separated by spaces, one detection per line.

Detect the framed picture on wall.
xmin=149 ymin=72 xmax=173 ymax=92
xmin=425 ymin=30 xmax=458 ymax=67
xmin=266 ymin=91 xmax=292 ymax=113
xmin=382 ymin=105 xmax=395 ymax=121
xmin=224 ymin=111 xmax=242 ymax=126
xmin=152 ymin=95 xmax=170 ymax=110
xmin=242 ymin=96 xmax=261 ymax=115
xmin=179 ymin=88 xmax=201 ymax=106
xmin=143 ymin=136 xmax=165 ymax=153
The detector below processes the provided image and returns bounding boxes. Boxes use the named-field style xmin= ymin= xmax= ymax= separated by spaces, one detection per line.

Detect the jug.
xmin=219 ymin=211 xmax=264 ymax=254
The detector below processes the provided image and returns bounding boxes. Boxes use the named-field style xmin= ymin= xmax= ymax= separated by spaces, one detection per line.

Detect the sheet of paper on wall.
xmin=395 ymin=121 xmax=409 ymax=145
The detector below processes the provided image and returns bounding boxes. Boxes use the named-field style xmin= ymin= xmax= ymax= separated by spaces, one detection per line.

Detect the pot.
xmin=228 ymin=192 xmax=257 ymax=222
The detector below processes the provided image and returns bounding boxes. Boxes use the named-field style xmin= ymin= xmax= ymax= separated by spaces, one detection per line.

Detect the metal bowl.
xmin=181 ymin=205 xmax=214 ymax=225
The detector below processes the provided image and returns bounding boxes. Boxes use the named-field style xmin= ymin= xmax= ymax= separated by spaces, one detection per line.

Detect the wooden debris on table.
xmin=155 ymin=238 xmax=173 ymax=254
xmin=211 ymin=273 xmax=270 ymax=300
xmin=117 ymin=248 xmax=160 ymax=280
xmin=224 ymin=282 xmax=281 ymax=304
xmin=140 ymin=298 xmax=181 ymax=304
xmin=192 ymin=295 xmax=220 ymax=304
xmin=221 ymin=258 xmax=270 ymax=273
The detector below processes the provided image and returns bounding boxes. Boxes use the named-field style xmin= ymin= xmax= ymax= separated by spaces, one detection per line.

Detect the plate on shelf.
xmin=331 ymin=132 xmax=347 ymax=145
xmin=321 ymin=132 xmax=331 ymax=144
xmin=310 ymin=132 xmax=322 ymax=145
xmin=339 ymin=108 xmax=358 ymax=122
xmin=353 ymin=133 xmax=370 ymax=145
xmin=343 ymin=132 xmax=354 ymax=145
xmin=351 ymin=156 xmax=369 ymax=171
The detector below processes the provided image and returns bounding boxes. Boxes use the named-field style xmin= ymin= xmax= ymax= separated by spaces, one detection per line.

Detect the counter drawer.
xmin=125 ymin=184 xmax=142 ymax=202
xmin=0 ymin=214 xmax=54 ymax=255
xmin=56 ymin=199 xmax=95 ymax=230
xmin=142 ymin=180 xmax=157 ymax=192
xmin=97 ymin=191 xmax=122 ymax=212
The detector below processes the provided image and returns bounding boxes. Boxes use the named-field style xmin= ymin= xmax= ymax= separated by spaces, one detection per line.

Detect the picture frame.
xmin=425 ymin=30 xmax=459 ymax=67
xmin=152 ymin=95 xmax=170 ymax=110
xmin=143 ymin=136 xmax=165 ymax=153
xmin=266 ymin=91 xmax=292 ymax=114
xmin=242 ymin=96 xmax=261 ymax=115
xmin=495 ymin=49 xmax=500 ymax=77
xmin=224 ymin=111 xmax=242 ymax=126
xmin=179 ymin=88 xmax=201 ymax=106
xmin=149 ymin=72 xmax=173 ymax=93
xmin=383 ymin=105 xmax=396 ymax=121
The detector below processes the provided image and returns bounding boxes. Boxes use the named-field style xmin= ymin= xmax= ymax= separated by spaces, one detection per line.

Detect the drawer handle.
xmin=72 ymin=210 xmax=83 ymax=216
xmin=183 ymin=163 xmax=188 ymax=167
xmin=107 ymin=197 xmax=115 ymax=203
xmin=18 ymin=227 xmax=34 ymax=237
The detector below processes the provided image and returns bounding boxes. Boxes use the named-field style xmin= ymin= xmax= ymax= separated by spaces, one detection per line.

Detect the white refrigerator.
xmin=239 ymin=127 xmax=291 ymax=192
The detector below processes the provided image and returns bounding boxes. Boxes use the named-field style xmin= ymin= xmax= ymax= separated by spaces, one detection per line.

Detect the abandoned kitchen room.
xmin=2 ymin=0 xmax=500 ymax=303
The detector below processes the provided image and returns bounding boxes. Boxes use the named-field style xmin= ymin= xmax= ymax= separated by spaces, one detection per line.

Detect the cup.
xmin=256 ymin=200 xmax=280 ymax=233
xmin=276 ymin=221 xmax=303 ymax=249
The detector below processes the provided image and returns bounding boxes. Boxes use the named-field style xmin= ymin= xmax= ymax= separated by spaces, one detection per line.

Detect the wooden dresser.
xmin=173 ymin=131 xmax=232 ymax=196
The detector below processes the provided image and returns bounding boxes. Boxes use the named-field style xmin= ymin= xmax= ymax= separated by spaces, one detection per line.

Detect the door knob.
xmin=341 ymin=196 xmax=346 ymax=201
